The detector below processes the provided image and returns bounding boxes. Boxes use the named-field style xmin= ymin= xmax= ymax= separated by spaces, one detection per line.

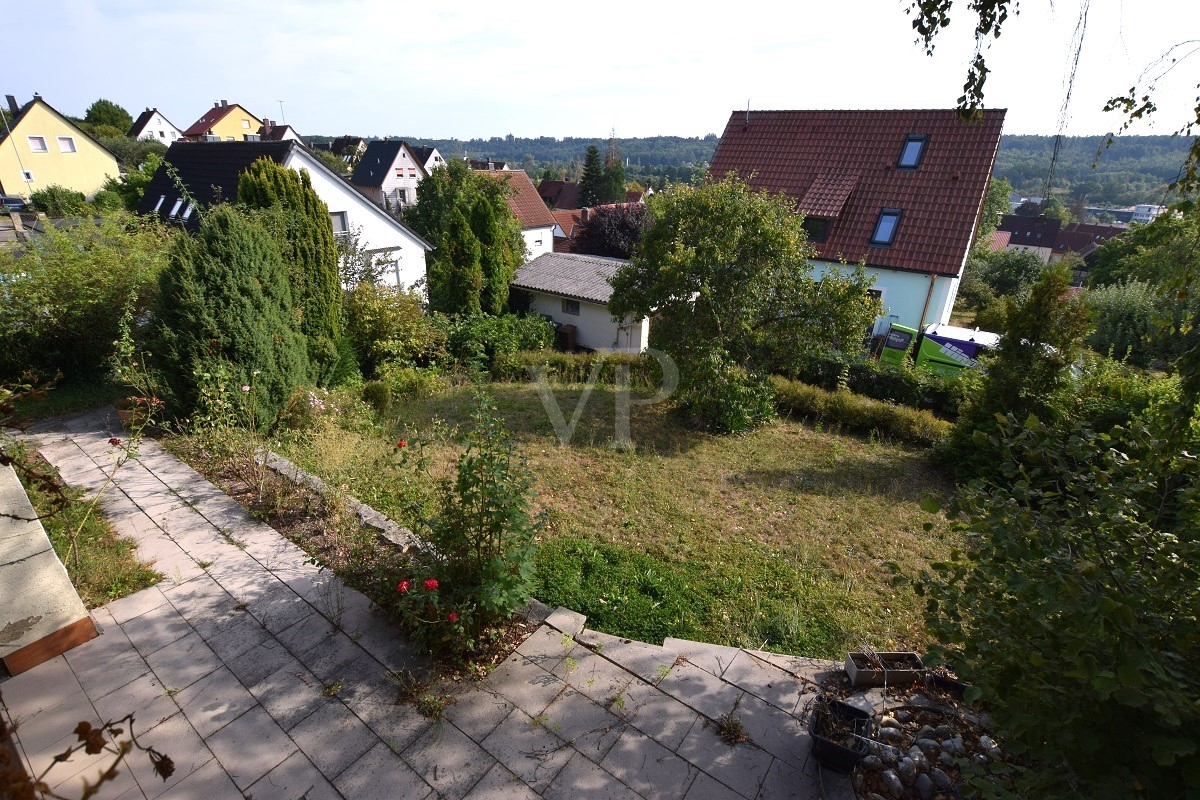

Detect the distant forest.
xmin=311 ymin=131 xmax=1192 ymax=205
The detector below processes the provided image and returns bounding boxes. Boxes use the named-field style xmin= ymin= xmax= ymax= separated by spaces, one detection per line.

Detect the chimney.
xmin=581 ymin=207 xmax=590 ymax=223
xmin=5 ymin=95 xmax=18 ymax=115
xmin=221 ymin=99 xmax=229 ymax=107
xmin=214 ymin=101 xmax=219 ymax=108
xmin=487 ymin=157 xmax=494 ymax=171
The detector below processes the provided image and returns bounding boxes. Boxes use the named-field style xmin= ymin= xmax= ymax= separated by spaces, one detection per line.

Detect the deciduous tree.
xmin=83 ymin=99 xmax=133 ymax=133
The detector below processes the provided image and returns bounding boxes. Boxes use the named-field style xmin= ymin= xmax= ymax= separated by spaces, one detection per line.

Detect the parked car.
xmin=1 ymin=195 xmax=28 ymax=212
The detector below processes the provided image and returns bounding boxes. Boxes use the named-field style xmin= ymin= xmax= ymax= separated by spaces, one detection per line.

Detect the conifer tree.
xmin=471 ymin=194 xmax=519 ymax=314
xmin=426 ymin=207 xmax=483 ymax=315
xmin=579 ymin=145 xmax=605 ymax=207
xmin=154 ymin=205 xmax=308 ymax=427
xmin=237 ymin=158 xmax=341 ymax=383
xmin=603 ymin=136 xmax=626 ymax=204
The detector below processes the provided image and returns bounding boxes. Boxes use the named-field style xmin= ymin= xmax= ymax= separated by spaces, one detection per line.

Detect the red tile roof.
xmin=989 ymin=230 xmax=1011 ymax=251
xmin=183 ymin=104 xmax=243 ymax=137
xmin=709 ymin=109 xmax=1006 ymax=277
xmin=552 ymin=208 xmax=583 ymax=237
xmin=538 ymin=179 xmax=582 ymax=210
xmin=477 ymin=169 xmax=557 ymax=230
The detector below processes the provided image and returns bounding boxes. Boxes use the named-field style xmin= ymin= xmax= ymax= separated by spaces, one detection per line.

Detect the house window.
xmin=27 ymin=136 xmax=48 ymax=153
xmin=57 ymin=136 xmax=77 ymax=153
xmin=182 ymin=203 xmax=195 ymax=220
xmin=242 ymin=119 xmax=251 ymax=129
xmin=802 ymin=216 xmax=830 ymax=243
xmin=897 ymin=135 xmax=928 ymax=169
xmin=330 ymin=211 xmax=349 ymax=235
xmin=167 ymin=198 xmax=184 ymax=219
xmin=21 ymin=170 xmax=34 ymax=182
xmin=159 ymin=131 xmax=166 ymax=138
xmin=870 ymin=209 xmax=902 ymax=247
xmin=561 ymin=299 xmax=580 ymax=315
xmin=153 ymin=194 xmax=166 ymax=213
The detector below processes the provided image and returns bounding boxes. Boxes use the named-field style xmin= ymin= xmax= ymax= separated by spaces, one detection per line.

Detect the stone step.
xmin=575 ymin=628 xmax=677 ymax=685
xmin=661 ymin=636 xmax=743 ymax=678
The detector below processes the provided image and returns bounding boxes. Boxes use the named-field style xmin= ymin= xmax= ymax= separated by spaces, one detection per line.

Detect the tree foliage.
xmin=579 ymin=145 xmax=605 ymax=207
xmin=153 ymin=205 xmax=307 ymax=426
xmin=101 ymin=152 xmax=162 ymax=213
xmin=237 ymin=158 xmax=342 ymax=384
xmin=30 ymin=185 xmax=86 ymax=217
xmin=609 ymin=174 xmax=880 ymax=432
xmin=572 ymin=203 xmax=650 ymax=259
xmin=0 ymin=215 xmax=172 ymax=381
xmin=98 ymin=136 xmax=166 ymax=171
xmin=83 ymin=99 xmax=133 ymax=133
xmin=404 ymin=159 xmax=523 ymax=315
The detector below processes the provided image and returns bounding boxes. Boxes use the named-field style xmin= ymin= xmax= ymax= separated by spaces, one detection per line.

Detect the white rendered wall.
xmin=527 ymin=291 xmax=649 ymax=353
xmin=522 ymin=225 xmax=555 ymax=260
xmin=809 ymin=260 xmax=961 ymax=334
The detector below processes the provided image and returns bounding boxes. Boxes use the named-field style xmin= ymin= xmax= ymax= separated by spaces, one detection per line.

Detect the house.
xmin=182 ymin=101 xmax=263 ymax=142
xmin=475 ymin=168 xmax=556 ymax=260
xmin=330 ymin=136 xmax=368 ymax=165
xmin=538 ymin=179 xmax=582 ymax=210
xmin=409 ymin=145 xmax=446 ymax=174
xmin=551 ymin=208 xmax=584 ymax=252
xmin=127 ymin=108 xmax=185 ymax=143
xmin=137 ymin=141 xmax=432 ymax=287
xmin=468 ymin=157 xmax=509 ymax=171
xmin=0 ymin=94 xmax=120 ymax=199
xmin=709 ymin=109 xmax=1005 ymax=335
xmin=510 ymin=252 xmax=649 ymax=353
xmin=258 ymin=120 xmax=303 ymax=143
xmin=1131 ymin=204 xmax=1166 ymax=224
xmin=996 ymin=214 xmax=1061 ymax=262
xmin=350 ymin=140 xmax=428 ymax=209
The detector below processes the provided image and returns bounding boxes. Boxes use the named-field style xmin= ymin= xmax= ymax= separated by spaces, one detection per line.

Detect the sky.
xmin=8 ymin=0 xmax=1198 ymax=142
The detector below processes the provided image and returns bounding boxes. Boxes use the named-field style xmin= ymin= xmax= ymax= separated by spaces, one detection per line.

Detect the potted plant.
xmin=807 ymin=695 xmax=872 ymax=772
xmin=844 ymin=651 xmax=926 ymax=687
xmin=925 ymin=665 xmax=971 ymax=698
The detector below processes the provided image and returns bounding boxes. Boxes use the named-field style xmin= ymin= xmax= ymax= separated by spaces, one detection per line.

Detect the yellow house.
xmin=0 ymin=94 xmax=120 ymax=199
xmin=182 ymin=101 xmax=263 ymax=142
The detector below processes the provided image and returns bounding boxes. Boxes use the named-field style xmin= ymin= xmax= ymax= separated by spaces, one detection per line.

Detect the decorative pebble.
xmin=895 ymin=710 xmax=913 ymax=723
xmin=950 ymin=736 xmax=966 ymax=756
xmin=907 ymin=746 xmax=929 ymax=770
xmin=915 ymin=738 xmax=940 ymax=755
xmin=930 ymin=768 xmax=953 ymax=791
xmin=980 ymin=734 xmax=1002 ymax=760
xmin=934 ymin=724 xmax=953 ymax=739
xmin=937 ymin=751 xmax=956 ymax=768
xmin=861 ymin=755 xmax=884 ymax=771
xmin=865 ymin=794 xmax=889 ymax=800
xmin=881 ymin=769 xmax=904 ymax=798
xmin=972 ymin=753 xmax=990 ymax=766
xmin=877 ymin=727 xmax=904 ymax=744
xmin=880 ymin=715 xmax=901 ymax=729
xmin=897 ymin=757 xmax=917 ymax=784
xmin=880 ymin=745 xmax=900 ymax=767
xmin=916 ymin=725 xmax=936 ymax=741
xmin=914 ymin=773 xmax=935 ymax=800
xmin=853 ymin=771 xmax=865 ymax=790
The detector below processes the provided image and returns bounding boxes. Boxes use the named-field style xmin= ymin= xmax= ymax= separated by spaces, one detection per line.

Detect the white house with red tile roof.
xmin=708 ymin=109 xmax=1005 ymax=334
xmin=475 ymin=167 xmax=556 ymax=261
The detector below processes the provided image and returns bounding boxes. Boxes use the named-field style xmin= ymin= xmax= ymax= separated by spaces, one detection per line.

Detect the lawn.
xmin=275 ymin=382 xmax=956 ymax=659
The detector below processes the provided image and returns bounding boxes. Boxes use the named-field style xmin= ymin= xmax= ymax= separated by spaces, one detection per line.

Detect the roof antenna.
xmin=745 ymin=99 xmax=750 ymax=124
xmin=277 ymin=100 xmax=287 ymax=125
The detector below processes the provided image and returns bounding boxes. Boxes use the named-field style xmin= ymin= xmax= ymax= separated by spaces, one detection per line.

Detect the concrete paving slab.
xmin=12 ymin=688 xmax=97 ymax=756
xmin=0 ymin=654 xmax=82 ymax=721
xmin=289 ymin=700 xmax=378 ymax=780
xmin=682 ymin=770 xmax=735 ymax=800
xmin=204 ymin=706 xmax=296 ymax=790
xmin=655 ymin=661 xmax=744 ymax=721
xmin=479 ymin=708 xmax=572 ymax=794
xmin=677 ymin=722 xmax=774 ymax=800
xmin=156 ymin=754 xmax=242 ymax=800
xmin=248 ymin=659 xmax=330 ymax=732
xmin=123 ymin=710 xmax=214 ymax=800
xmin=721 ymin=650 xmax=804 ymax=715
xmin=443 ymin=689 xmax=516 ymax=745
xmin=334 ymin=741 xmax=433 ymax=800
xmin=615 ymin=681 xmax=701 ymax=752
xmin=144 ymin=631 xmax=222 ymax=693
xmin=107 ymin=586 xmax=170 ymax=626
xmin=462 ymin=763 xmax=540 ymax=800
xmin=480 ymin=653 xmax=567 ymax=719
xmin=516 ymin=625 xmax=575 ymax=671
xmin=90 ymin=671 xmax=178 ymax=735
xmin=401 ymin=719 xmax=495 ymax=800
xmin=543 ymin=751 xmax=641 ymax=800
xmin=732 ymin=692 xmax=808 ymax=769
xmin=576 ymin=630 xmax=677 ymax=686
xmin=226 ymin=637 xmax=296 ymax=689
xmin=599 ymin=727 xmax=696 ymax=800
xmin=245 ymin=750 xmax=341 ymax=800
xmin=343 ymin=690 xmax=432 ymax=754
xmin=540 ymin=689 xmax=625 ymax=765
xmin=663 ymin=637 xmax=742 ymax=678
xmin=121 ymin=603 xmax=194 ymax=658
xmin=173 ymin=666 xmax=258 ymax=738
xmin=553 ymin=648 xmax=638 ymax=707
xmin=204 ymin=614 xmax=272 ymax=664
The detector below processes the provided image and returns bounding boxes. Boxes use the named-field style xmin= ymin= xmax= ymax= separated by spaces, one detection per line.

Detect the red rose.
xmin=108 ymin=438 xmax=122 ymax=447
xmin=424 ymin=579 xmax=439 ymax=592
xmin=397 ymin=580 xmax=410 ymax=594
xmin=397 ymin=440 xmax=408 ymax=448
xmin=446 ymin=612 xmax=458 ymax=623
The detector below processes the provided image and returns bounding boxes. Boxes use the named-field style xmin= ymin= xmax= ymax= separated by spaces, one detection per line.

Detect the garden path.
xmin=1 ymin=409 xmax=853 ymax=800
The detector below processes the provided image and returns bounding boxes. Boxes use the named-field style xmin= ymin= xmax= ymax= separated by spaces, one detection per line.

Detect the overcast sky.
xmin=9 ymin=0 xmax=1197 ymax=141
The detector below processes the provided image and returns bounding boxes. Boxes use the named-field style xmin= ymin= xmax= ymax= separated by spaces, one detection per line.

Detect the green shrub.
xmin=90 ymin=189 xmax=125 ymax=214
xmin=679 ymin=349 xmax=775 ymax=434
xmin=376 ymin=363 xmax=449 ymax=400
xmin=153 ymin=205 xmax=308 ymax=427
xmin=770 ymin=376 xmax=952 ymax=446
xmin=0 ymin=215 xmax=172 ymax=381
xmin=30 ymin=185 xmax=87 ymax=217
xmin=432 ymin=314 xmax=555 ymax=372
xmin=491 ymin=349 xmax=663 ymax=388
xmin=360 ymin=380 xmax=392 ymax=413
xmin=789 ymin=350 xmax=958 ymax=417
xmin=1069 ymin=355 xmax=1179 ymax=431
xmin=1085 ymin=279 xmax=1160 ymax=367
xmin=343 ymin=282 xmax=444 ymax=377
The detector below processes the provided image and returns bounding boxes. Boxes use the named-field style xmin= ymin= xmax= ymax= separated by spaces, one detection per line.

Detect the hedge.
xmin=789 ymin=350 xmax=959 ymax=418
xmin=492 ymin=350 xmax=663 ymax=389
xmin=770 ymin=376 xmax=952 ymax=447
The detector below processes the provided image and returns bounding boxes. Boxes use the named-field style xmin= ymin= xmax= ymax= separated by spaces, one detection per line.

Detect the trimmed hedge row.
xmin=789 ymin=351 xmax=959 ymax=418
xmin=770 ymin=376 xmax=952 ymax=447
xmin=492 ymin=350 xmax=663 ymax=389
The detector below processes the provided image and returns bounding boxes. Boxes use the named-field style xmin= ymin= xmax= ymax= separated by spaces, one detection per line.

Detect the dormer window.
xmin=897 ymin=135 xmax=928 ymax=170
xmin=803 ymin=216 xmax=830 ymax=243
xmin=870 ymin=209 xmax=902 ymax=247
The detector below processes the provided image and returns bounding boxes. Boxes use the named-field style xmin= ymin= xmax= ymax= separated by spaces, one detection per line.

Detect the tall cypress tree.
xmin=580 ymin=145 xmax=605 ymax=207
xmin=238 ymin=158 xmax=341 ymax=384
xmin=471 ymin=194 xmax=518 ymax=315
xmin=427 ymin=207 xmax=483 ymax=315
xmin=603 ymin=136 xmax=626 ymax=204
xmin=154 ymin=205 xmax=308 ymax=427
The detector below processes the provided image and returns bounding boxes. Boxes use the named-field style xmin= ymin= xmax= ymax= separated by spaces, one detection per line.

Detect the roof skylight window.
xmin=897 ymin=135 xmax=928 ymax=169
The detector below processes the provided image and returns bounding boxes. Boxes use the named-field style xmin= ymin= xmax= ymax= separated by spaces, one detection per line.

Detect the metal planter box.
xmin=844 ymin=652 xmax=925 ymax=687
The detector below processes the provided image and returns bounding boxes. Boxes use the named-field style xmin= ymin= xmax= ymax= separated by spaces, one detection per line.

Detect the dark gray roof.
xmin=137 ymin=140 xmax=296 ymax=223
xmin=511 ymin=252 xmax=628 ymax=304
xmin=410 ymin=145 xmax=437 ymax=164
xmin=350 ymin=140 xmax=406 ymax=188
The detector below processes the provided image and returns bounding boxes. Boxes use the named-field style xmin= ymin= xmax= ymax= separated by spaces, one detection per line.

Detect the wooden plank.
xmin=2 ymin=617 xmax=96 ymax=676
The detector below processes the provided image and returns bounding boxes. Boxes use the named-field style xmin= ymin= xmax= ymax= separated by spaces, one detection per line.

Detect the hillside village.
xmin=2 ymin=86 xmax=1198 ymax=800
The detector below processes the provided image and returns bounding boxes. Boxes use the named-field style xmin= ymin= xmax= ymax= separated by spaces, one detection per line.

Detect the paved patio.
xmin=2 ymin=409 xmax=853 ymax=799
